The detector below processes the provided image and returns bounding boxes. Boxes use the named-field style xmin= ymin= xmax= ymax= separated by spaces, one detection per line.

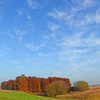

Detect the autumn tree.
xmin=27 ymin=76 xmax=33 ymax=92
xmin=27 ymin=76 xmax=41 ymax=93
xmin=45 ymin=84 xmax=56 ymax=97
xmin=7 ymin=80 xmax=14 ymax=90
xmin=1 ymin=80 xmax=14 ymax=90
xmin=1 ymin=75 xmax=71 ymax=94
xmin=45 ymin=81 xmax=68 ymax=97
xmin=73 ymin=81 xmax=89 ymax=92
xmin=1 ymin=81 xmax=7 ymax=90
xmin=14 ymin=74 xmax=28 ymax=92
xmin=61 ymin=78 xmax=71 ymax=87
xmin=48 ymin=77 xmax=71 ymax=88
xmin=48 ymin=77 xmax=58 ymax=84
xmin=35 ymin=77 xmax=41 ymax=93
xmin=40 ymin=78 xmax=49 ymax=93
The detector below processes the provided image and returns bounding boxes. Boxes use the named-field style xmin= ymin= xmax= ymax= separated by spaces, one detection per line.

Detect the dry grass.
xmin=56 ymin=85 xmax=100 ymax=100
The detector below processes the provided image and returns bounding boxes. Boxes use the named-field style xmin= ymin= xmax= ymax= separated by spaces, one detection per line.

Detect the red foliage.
xmin=1 ymin=80 xmax=14 ymax=90
xmin=27 ymin=76 xmax=41 ymax=93
xmin=48 ymin=77 xmax=71 ymax=88
xmin=27 ymin=76 xmax=33 ymax=92
xmin=7 ymin=80 xmax=14 ymax=90
xmin=14 ymin=75 xmax=28 ymax=92
xmin=40 ymin=78 xmax=49 ymax=92
xmin=1 ymin=75 xmax=71 ymax=93
xmin=1 ymin=81 xmax=7 ymax=90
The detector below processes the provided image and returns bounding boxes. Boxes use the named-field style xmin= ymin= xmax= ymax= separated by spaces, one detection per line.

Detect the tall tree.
xmin=1 ymin=81 xmax=7 ymax=90
xmin=40 ymin=78 xmax=49 ymax=92
xmin=14 ymin=74 xmax=28 ymax=92
xmin=27 ymin=76 xmax=41 ymax=93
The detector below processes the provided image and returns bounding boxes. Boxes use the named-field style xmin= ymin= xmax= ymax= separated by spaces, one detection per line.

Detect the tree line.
xmin=1 ymin=74 xmax=71 ymax=93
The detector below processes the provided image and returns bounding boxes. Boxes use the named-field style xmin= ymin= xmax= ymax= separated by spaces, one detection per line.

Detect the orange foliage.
xmin=14 ymin=74 xmax=28 ymax=92
xmin=27 ymin=76 xmax=41 ymax=93
xmin=40 ymin=78 xmax=49 ymax=92
xmin=1 ymin=75 xmax=71 ymax=94
xmin=1 ymin=80 xmax=14 ymax=90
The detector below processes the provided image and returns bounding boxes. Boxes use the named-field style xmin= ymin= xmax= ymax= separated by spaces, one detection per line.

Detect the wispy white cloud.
xmin=46 ymin=0 xmax=100 ymax=65
xmin=14 ymin=28 xmax=26 ymax=41
xmin=72 ymin=0 xmax=96 ymax=11
xmin=57 ymin=32 xmax=84 ymax=47
xmin=15 ymin=28 xmax=26 ymax=36
xmin=85 ymin=9 xmax=100 ymax=24
xmin=84 ymin=35 xmax=100 ymax=46
xmin=53 ymin=28 xmax=100 ymax=62
xmin=17 ymin=8 xmax=25 ymax=16
xmin=7 ymin=33 xmax=13 ymax=38
xmin=42 ymin=35 xmax=49 ymax=39
xmin=38 ymin=53 xmax=50 ymax=57
xmin=57 ymin=47 xmax=87 ymax=62
xmin=47 ymin=21 xmax=60 ymax=32
xmin=74 ymin=9 xmax=100 ymax=27
xmin=48 ymin=9 xmax=67 ymax=19
xmin=47 ymin=8 xmax=78 ymax=29
xmin=18 ymin=37 xmax=22 ymax=41
xmin=47 ymin=1 xmax=98 ymax=30
xmin=27 ymin=15 xmax=31 ymax=19
xmin=0 ymin=46 xmax=12 ymax=58
xmin=58 ymin=49 xmax=88 ymax=55
xmin=25 ymin=42 xmax=44 ymax=51
xmin=27 ymin=0 xmax=38 ymax=9
xmin=25 ymin=42 xmax=35 ymax=50
xmin=95 ymin=9 xmax=100 ymax=23
xmin=58 ymin=31 xmax=100 ymax=48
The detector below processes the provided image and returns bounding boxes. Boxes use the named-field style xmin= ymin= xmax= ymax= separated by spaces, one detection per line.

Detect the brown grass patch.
xmin=56 ymin=85 xmax=100 ymax=100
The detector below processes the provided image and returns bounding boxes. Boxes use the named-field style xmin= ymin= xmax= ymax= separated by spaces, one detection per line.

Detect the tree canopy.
xmin=73 ymin=81 xmax=89 ymax=92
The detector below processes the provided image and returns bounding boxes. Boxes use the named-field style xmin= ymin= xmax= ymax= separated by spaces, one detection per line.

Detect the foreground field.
xmin=56 ymin=85 xmax=100 ymax=100
xmin=1 ymin=85 xmax=100 ymax=100
xmin=0 ymin=90 xmax=76 ymax=100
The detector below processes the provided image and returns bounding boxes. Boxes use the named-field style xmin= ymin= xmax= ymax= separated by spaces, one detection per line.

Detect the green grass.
xmin=0 ymin=90 xmax=77 ymax=100
xmin=0 ymin=89 xmax=15 ymax=93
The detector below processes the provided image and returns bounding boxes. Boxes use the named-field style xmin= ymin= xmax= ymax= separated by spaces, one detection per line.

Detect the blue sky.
xmin=0 ymin=0 xmax=100 ymax=85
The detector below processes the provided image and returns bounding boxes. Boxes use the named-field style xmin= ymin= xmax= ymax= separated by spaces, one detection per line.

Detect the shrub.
xmin=73 ymin=81 xmax=89 ymax=92
xmin=45 ymin=81 xmax=68 ymax=97
xmin=45 ymin=84 xmax=56 ymax=97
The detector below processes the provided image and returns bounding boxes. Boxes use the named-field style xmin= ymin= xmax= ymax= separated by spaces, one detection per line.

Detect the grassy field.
xmin=0 ymin=89 xmax=16 ymax=93
xmin=1 ymin=85 xmax=100 ymax=100
xmin=56 ymin=85 xmax=100 ymax=100
xmin=0 ymin=90 xmax=76 ymax=100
